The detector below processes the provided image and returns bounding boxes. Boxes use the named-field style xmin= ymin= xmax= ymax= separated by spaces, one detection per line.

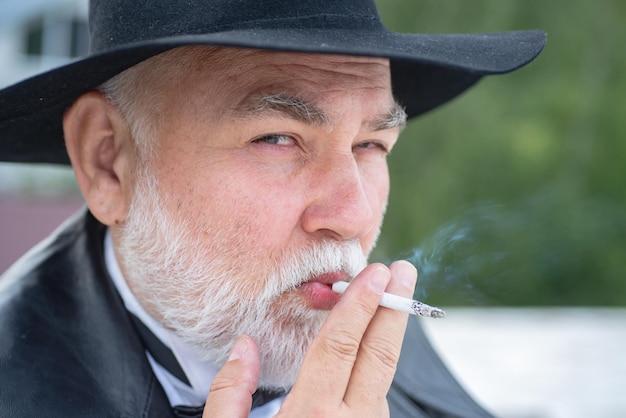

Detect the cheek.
xmin=364 ymin=163 xmax=390 ymax=213
xmin=362 ymin=165 xmax=390 ymax=244
xmin=192 ymin=172 xmax=306 ymax=254
xmin=238 ymin=186 xmax=305 ymax=250
xmin=377 ymin=169 xmax=391 ymax=202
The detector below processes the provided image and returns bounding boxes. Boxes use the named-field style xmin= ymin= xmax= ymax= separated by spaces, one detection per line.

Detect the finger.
xmin=284 ymin=264 xmax=390 ymax=410
xmin=203 ymin=335 xmax=260 ymax=418
xmin=344 ymin=260 xmax=417 ymax=410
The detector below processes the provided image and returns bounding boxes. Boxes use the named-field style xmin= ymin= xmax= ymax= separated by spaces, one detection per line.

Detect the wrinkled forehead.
xmin=168 ymin=47 xmax=396 ymax=115
xmin=223 ymin=48 xmax=392 ymax=86
xmin=158 ymin=47 xmax=391 ymax=99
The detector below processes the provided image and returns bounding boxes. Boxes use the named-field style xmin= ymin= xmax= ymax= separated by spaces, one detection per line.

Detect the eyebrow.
xmin=234 ymin=93 xmax=407 ymax=131
xmin=370 ymin=101 xmax=407 ymax=131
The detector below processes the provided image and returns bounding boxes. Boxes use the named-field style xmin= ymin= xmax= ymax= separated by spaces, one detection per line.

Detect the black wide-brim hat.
xmin=0 ymin=0 xmax=545 ymax=165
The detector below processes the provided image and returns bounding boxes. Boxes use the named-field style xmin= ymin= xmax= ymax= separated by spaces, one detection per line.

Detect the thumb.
xmin=203 ymin=335 xmax=260 ymax=418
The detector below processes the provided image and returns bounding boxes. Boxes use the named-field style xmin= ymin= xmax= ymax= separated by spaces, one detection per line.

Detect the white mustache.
xmin=259 ymin=239 xmax=368 ymax=300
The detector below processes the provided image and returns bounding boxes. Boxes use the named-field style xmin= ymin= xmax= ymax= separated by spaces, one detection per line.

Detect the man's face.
xmin=114 ymin=47 xmax=402 ymax=388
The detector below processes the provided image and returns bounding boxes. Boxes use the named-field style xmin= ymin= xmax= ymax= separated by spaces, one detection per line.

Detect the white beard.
xmin=116 ymin=172 xmax=369 ymax=390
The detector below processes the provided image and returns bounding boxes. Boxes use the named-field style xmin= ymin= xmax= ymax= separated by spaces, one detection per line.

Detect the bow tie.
xmin=128 ymin=314 xmax=286 ymax=416
xmin=172 ymin=386 xmax=286 ymax=417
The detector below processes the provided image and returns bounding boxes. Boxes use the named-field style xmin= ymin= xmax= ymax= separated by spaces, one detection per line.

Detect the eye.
xmin=354 ymin=141 xmax=389 ymax=154
xmin=253 ymin=133 xmax=296 ymax=146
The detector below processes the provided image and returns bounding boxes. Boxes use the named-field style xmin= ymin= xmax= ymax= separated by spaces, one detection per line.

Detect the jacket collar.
xmin=0 ymin=209 xmax=175 ymax=417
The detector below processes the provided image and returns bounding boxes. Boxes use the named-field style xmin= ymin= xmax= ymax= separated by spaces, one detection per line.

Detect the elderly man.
xmin=0 ymin=0 xmax=544 ymax=416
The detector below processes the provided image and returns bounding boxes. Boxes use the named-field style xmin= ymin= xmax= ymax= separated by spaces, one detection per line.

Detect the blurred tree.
xmin=373 ymin=0 xmax=626 ymax=306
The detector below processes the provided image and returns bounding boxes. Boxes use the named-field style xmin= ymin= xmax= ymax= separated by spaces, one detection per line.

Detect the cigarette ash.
xmin=411 ymin=301 xmax=446 ymax=318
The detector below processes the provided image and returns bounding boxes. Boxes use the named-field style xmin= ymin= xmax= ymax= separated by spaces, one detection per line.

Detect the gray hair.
xmin=98 ymin=47 xmax=222 ymax=164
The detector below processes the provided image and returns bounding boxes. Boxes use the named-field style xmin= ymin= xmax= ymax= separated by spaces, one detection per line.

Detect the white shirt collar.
xmin=104 ymin=231 xmax=284 ymax=416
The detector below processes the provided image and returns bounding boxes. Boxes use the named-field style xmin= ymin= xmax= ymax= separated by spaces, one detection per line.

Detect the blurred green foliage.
xmin=373 ymin=0 xmax=626 ymax=306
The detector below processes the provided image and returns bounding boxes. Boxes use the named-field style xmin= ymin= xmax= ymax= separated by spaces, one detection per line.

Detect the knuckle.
xmin=352 ymin=294 xmax=380 ymax=316
xmin=322 ymin=329 xmax=361 ymax=363
xmin=209 ymin=375 xmax=239 ymax=393
xmin=209 ymin=366 xmax=250 ymax=393
xmin=361 ymin=336 xmax=400 ymax=375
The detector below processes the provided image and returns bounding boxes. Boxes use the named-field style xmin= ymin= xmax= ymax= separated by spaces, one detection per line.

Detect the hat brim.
xmin=0 ymin=28 xmax=545 ymax=165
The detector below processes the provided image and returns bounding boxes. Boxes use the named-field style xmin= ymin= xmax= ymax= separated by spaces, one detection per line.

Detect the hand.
xmin=204 ymin=260 xmax=417 ymax=417
xmin=203 ymin=335 xmax=261 ymax=418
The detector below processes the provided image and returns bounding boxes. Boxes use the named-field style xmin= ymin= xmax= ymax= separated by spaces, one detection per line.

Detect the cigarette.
xmin=331 ymin=281 xmax=446 ymax=319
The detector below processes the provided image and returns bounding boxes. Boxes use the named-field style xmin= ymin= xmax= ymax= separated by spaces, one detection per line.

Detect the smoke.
xmin=407 ymin=202 xmax=513 ymax=305
xmin=398 ymin=187 xmax=626 ymax=306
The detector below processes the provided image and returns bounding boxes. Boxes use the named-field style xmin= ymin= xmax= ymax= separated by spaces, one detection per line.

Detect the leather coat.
xmin=0 ymin=210 xmax=492 ymax=417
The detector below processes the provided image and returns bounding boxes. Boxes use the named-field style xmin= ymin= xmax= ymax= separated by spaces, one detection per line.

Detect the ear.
xmin=63 ymin=91 xmax=136 ymax=226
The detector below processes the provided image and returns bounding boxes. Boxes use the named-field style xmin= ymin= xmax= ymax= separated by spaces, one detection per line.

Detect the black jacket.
xmin=0 ymin=210 xmax=492 ymax=417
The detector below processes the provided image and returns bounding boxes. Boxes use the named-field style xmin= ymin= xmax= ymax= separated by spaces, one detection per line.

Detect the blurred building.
xmin=0 ymin=0 xmax=88 ymax=88
xmin=0 ymin=0 xmax=87 ymax=273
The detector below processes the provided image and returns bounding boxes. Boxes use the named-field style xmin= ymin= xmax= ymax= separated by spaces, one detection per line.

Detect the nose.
xmin=300 ymin=153 xmax=378 ymax=241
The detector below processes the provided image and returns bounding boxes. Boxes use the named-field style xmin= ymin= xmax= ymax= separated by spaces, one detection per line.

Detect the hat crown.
xmin=89 ymin=0 xmax=383 ymax=52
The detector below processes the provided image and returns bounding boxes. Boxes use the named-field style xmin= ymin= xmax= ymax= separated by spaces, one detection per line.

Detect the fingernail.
xmin=370 ymin=266 xmax=389 ymax=294
xmin=228 ymin=336 xmax=249 ymax=361
xmin=395 ymin=260 xmax=417 ymax=289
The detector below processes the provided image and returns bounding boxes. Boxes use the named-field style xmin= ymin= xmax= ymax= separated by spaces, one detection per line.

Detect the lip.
xmin=296 ymin=272 xmax=348 ymax=310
